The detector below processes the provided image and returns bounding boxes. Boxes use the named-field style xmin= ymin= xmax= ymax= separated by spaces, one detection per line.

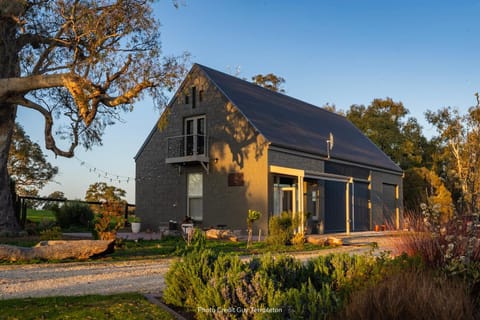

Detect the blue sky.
xmin=16 ymin=0 xmax=480 ymax=202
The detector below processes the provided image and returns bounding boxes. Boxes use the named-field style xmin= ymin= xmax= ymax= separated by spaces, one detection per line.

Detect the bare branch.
xmin=7 ymin=96 xmax=78 ymax=158
xmin=99 ymin=80 xmax=155 ymax=107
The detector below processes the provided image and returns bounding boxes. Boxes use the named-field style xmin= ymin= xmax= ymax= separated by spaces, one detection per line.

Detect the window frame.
xmin=187 ymin=172 xmax=203 ymax=221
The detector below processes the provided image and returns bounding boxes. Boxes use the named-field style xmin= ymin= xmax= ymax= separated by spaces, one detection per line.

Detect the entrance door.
xmin=353 ymin=182 xmax=370 ymax=231
xmin=324 ymin=180 xmax=346 ymax=233
xmin=273 ymin=187 xmax=297 ymax=215
xmin=281 ymin=187 xmax=296 ymax=214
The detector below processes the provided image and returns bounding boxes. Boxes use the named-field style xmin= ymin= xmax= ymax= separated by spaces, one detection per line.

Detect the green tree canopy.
xmin=346 ymin=97 xmax=431 ymax=170
xmin=43 ymin=190 xmax=66 ymax=211
xmin=85 ymin=182 xmax=126 ymax=204
xmin=8 ymin=123 xmax=58 ymax=196
xmin=404 ymin=167 xmax=453 ymax=221
xmin=251 ymin=73 xmax=285 ymax=92
xmin=425 ymin=95 xmax=480 ymax=213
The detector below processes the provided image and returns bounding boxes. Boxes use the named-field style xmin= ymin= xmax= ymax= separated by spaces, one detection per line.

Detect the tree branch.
xmin=99 ymin=79 xmax=154 ymax=108
xmin=7 ymin=96 xmax=78 ymax=158
xmin=16 ymin=33 xmax=71 ymax=52
xmin=0 ymin=73 xmax=67 ymax=97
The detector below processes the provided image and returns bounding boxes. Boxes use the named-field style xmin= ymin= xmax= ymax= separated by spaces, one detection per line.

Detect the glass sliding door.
xmin=184 ymin=116 xmax=206 ymax=156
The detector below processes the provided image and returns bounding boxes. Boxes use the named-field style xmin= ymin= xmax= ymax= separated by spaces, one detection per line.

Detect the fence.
xmin=13 ymin=195 xmax=136 ymax=228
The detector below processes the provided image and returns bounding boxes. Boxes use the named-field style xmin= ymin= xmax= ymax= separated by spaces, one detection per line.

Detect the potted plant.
xmin=130 ymin=215 xmax=141 ymax=233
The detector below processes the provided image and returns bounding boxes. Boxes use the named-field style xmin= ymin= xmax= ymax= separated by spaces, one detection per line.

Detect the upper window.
xmin=191 ymin=86 xmax=197 ymax=108
xmin=184 ymin=115 xmax=206 ymax=156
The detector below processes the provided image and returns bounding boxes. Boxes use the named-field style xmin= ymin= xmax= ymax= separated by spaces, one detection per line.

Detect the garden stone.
xmin=205 ymin=229 xmax=238 ymax=242
xmin=0 ymin=240 xmax=114 ymax=262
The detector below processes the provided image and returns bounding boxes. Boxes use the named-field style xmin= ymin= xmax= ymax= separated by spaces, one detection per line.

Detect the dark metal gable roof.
xmin=200 ymin=64 xmax=402 ymax=173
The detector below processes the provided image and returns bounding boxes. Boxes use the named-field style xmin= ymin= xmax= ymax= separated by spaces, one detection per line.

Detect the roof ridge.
xmin=195 ymin=63 xmax=266 ymax=139
xmin=195 ymin=63 xmax=347 ymax=121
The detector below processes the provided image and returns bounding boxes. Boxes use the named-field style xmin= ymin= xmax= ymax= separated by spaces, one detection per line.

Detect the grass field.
xmin=0 ymin=293 xmax=174 ymax=320
xmin=26 ymin=208 xmax=56 ymax=223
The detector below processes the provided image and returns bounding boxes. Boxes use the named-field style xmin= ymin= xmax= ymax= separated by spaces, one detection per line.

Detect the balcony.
xmin=166 ymin=134 xmax=209 ymax=164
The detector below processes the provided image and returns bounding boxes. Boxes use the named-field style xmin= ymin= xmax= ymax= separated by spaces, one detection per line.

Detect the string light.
xmin=75 ymin=156 xmax=134 ymax=184
xmin=74 ymin=156 xmax=164 ymax=184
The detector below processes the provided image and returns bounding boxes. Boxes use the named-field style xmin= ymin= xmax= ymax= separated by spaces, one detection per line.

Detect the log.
xmin=0 ymin=240 xmax=115 ymax=262
xmin=306 ymin=236 xmax=343 ymax=246
xmin=205 ymin=229 xmax=238 ymax=242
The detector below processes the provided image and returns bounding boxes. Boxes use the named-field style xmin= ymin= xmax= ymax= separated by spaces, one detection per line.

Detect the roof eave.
xmin=269 ymin=143 xmax=403 ymax=175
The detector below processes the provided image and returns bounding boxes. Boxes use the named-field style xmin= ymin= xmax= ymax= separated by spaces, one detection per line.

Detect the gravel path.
xmin=0 ymin=233 xmax=398 ymax=300
xmin=0 ymin=259 xmax=174 ymax=300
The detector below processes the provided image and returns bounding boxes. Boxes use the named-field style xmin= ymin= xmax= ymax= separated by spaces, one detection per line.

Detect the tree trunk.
xmin=0 ymin=104 xmax=19 ymax=232
xmin=0 ymin=6 xmax=21 ymax=232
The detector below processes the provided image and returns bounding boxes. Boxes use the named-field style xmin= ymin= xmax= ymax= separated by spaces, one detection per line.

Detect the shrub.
xmin=163 ymin=249 xmax=423 ymax=319
xmin=341 ymin=271 xmax=475 ymax=320
xmin=54 ymin=201 xmax=94 ymax=229
xmin=38 ymin=218 xmax=56 ymax=231
xmin=266 ymin=212 xmax=293 ymax=246
xmin=93 ymin=202 xmax=125 ymax=240
xmin=163 ymin=249 xmax=218 ymax=307
xmin=164 ymin=250 xmax=340 ymax=319
xmin=40 ymin=226 xmax=63 ymax=240
xmin=291 ymin=232 xmax=305 ymax=247
xmin=395 ymin=205 xmax=480 ymax=274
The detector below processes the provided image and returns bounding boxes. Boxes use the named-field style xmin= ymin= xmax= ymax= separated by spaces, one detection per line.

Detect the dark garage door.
xmin=353 ymin=182 xmax=370 ymax=231
xmin=382 ymin=183 xmax=397 ymax=226
xmin=324 ymin=180 xmax=346 ymax=233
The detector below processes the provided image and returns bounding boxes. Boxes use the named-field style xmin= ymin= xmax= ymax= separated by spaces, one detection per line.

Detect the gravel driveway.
xmin=0 ymin=232 xmax=398 ymax=300
xmin=0 ymin=259 xmax=174 ymax=300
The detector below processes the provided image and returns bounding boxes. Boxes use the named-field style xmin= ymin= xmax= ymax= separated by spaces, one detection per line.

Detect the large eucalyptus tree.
xmin=0 ymin=0 xmax=186 ymax=231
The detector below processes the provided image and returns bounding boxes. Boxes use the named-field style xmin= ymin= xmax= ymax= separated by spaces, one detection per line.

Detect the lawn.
xmin=0 ymin=293 xmax=174 ymax=320
xmin=26 ymin=208 xmax=56 ymax=223
xmin=91 ymin=236 xmax=331 ymax=261
xmin=0 ymin=234 xmax=330 ymax=264
xmin=93 ymin=235 xmax=331 ymax=261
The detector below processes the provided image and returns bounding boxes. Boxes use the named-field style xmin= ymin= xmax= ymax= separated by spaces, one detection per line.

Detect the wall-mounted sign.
xmin=228 ymin=173 xmax=244 ymax=187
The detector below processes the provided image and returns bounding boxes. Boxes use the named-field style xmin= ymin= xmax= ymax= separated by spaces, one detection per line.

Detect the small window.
xmin=184 ymin=94 xmax=189 ymax=105
xmin=188 ymin=173 xmax=203 ymax=221
xmin=199 ymin=90 xmax=204 ymax=103
xmin=192 ymin=86 xmax=196 ymax=108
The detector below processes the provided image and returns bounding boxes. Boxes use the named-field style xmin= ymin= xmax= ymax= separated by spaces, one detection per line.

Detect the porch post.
xmin=345 ymin=178 xmax=352 ymax=234
xmin=298 ymin=175 xmax=304 ymax=234
xmin=395 ymin=184 xmax=400 ymax=230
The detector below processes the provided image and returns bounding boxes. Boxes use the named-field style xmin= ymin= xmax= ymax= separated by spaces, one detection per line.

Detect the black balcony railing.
xmin=166 ymin=134 xmax=208 ymax=163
